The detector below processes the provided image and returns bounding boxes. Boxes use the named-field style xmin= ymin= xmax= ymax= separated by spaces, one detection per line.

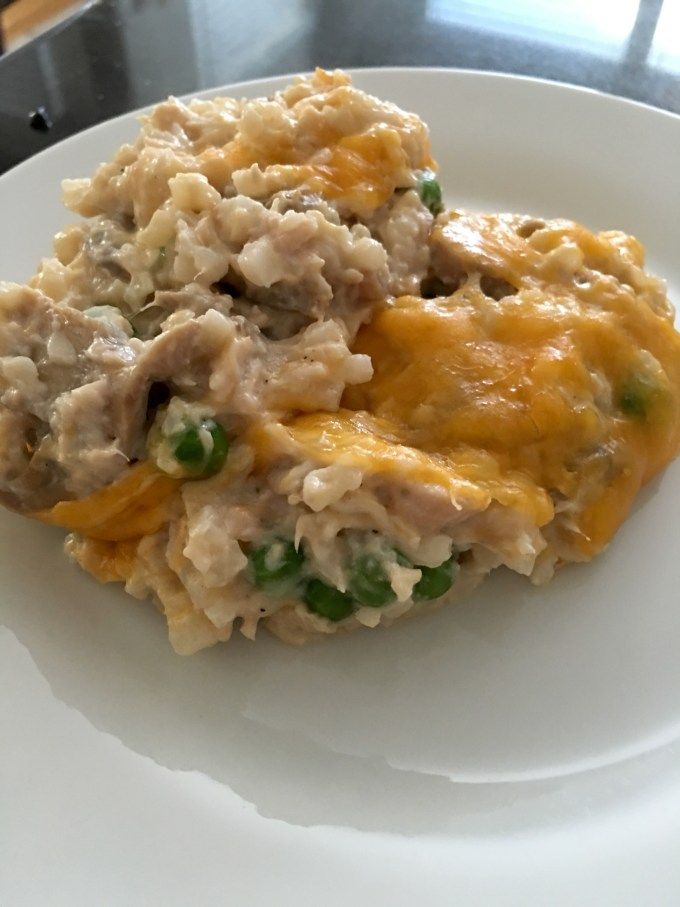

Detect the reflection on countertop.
xmin=0 ymin=0 xmax=678 ymax=173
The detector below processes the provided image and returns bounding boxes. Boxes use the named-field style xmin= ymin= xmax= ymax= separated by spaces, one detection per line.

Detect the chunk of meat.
xmin=131 ymin=284 xmax=233 ymax=339
xmin=135 ymin=308 xmax=238 ymax=391
xmin=0 ymin=285 xmax=241 ymax=511
xmin=0 ymin=283 xmax=142 ymax=509
xmin=223 ymin=319 xmax=373 ymax=416
xmin=214 ymin=197 xmax=388 ymax=338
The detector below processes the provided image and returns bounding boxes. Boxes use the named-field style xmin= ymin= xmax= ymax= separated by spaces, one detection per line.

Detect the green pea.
xmin=172 ymin=419 xmax=229 ymax=477
xmin=618 ymin=373 xmax=661 ymax=422
xmin=250 ymin=538 xmax=305 ymax=591
xmin=394 ymin=550 xmax=412 ymax=567
xmin=413 ymin=558 xmax=458 ymax=602
xmin=416 ymin=170 xmax=443 ymax=215
xmin=173 ymin=428 xmax=204 ymax=466
xmin=304 ymin=579 xmax=355 ymax=622
xmin=348 ymin=553 xmax=396 ymax=608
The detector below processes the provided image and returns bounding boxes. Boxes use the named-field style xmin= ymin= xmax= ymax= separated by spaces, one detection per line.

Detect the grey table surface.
xmin=0 ymin=0 xmax=678 ymax=174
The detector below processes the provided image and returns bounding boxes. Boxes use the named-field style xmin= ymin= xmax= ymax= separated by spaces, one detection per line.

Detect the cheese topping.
xmin=251 ymin=212 xmax=680 ymax=560
xmin=349 ymin=215 xmax=680 ymax=555
xmin=34 ymin=462 xmax=181 ymax=541
xmin=199 ymin=73 xmax=432 ymax=214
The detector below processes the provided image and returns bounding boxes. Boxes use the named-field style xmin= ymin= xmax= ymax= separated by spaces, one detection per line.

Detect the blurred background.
xmin=0 ymin=0 xmax=678 ymax=172
xmin=1 ymin=0 xmax=83 ymax=51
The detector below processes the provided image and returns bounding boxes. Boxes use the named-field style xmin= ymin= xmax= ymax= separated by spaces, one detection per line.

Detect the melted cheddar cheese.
xmin=248 ymin=411 xmax=554 ymax=527
xmin=255 ymin=211 xmax=680 ymax=560
xmin=65 ymin=537 xmax=140 ymax=583
xmin=349 ymin=214 xmax=680 ymax=556
xmin=197 ymin=71 xmax=433 ymax=213
xmin=213 ymin=126 xmax=426 ymax=213
xmin=34 ymin=462 xmax=181 ymax=541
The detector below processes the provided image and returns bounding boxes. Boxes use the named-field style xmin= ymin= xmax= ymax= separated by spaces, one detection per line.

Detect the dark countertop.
xmin=0 ymin=0 xmax=678 ymax=173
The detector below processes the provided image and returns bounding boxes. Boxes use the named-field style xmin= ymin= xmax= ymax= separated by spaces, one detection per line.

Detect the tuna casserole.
xmin=1 ymin=69 xmax=680 ymax=653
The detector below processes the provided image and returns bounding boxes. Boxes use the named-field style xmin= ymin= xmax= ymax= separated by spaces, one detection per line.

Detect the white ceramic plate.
xmin=2 ymin=69 xmax=680 ymax=906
